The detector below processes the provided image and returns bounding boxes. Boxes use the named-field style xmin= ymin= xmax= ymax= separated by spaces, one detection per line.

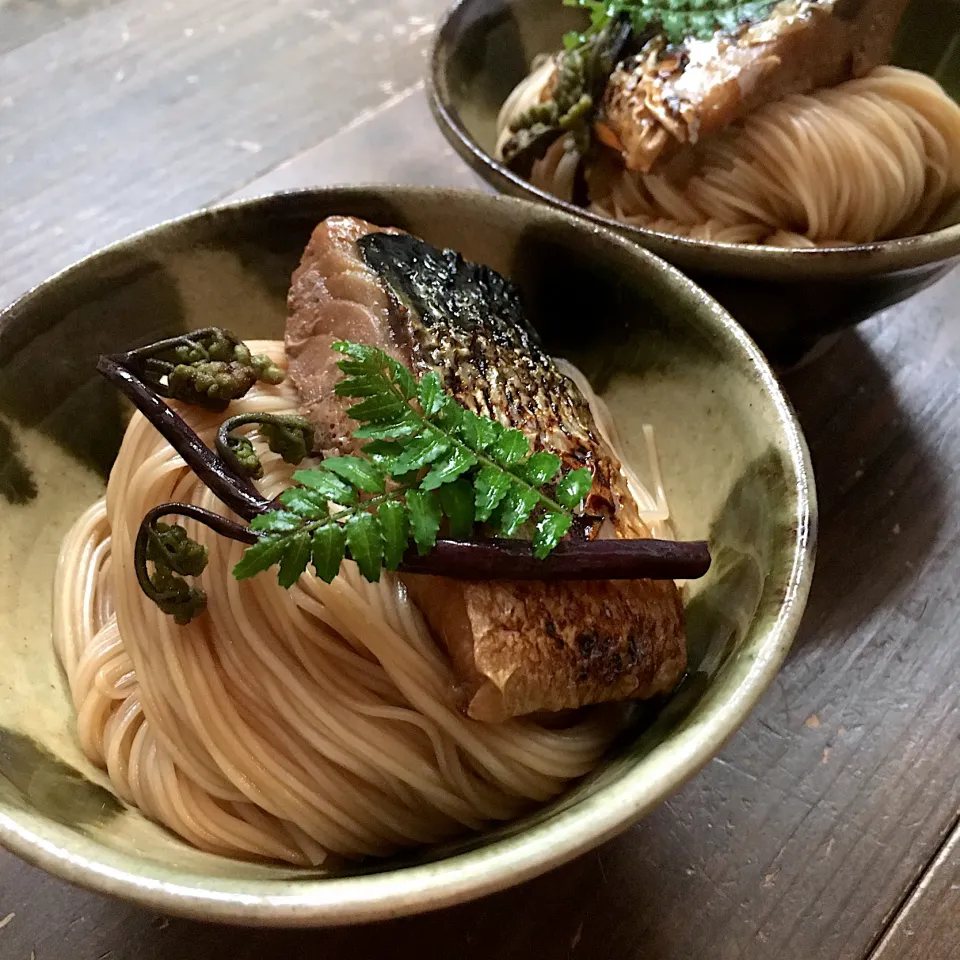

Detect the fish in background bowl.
xmin=429 ymin=0 xmax=960 ymax=367
xmin=0 ymin=187 xmax=814 ymax=923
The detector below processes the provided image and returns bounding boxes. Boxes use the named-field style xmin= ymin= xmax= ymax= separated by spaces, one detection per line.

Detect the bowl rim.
xmin=0 ymin=185 xmax=817 ymax=926
xmin=427 ymin=0 xmax=960 ymax=282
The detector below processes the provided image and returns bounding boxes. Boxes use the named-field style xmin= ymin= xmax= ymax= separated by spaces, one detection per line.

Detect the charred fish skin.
xmin=357 ymin=232 xmax=644 ymax=537
xmin=601 ymin=0 xmax=912 ymax=172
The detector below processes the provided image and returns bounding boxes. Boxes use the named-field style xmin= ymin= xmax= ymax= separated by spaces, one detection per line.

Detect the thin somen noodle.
xmin=54 ymin=341 xmax=653 ymax=865
xmin=553 ymin=358 xmax=671 ymax=537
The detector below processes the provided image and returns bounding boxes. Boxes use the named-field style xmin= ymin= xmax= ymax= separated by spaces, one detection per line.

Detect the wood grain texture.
xmin=0 ymin=0 xmax=449 ymax=306
xmin=228 ymin=84 xmax=487 ymax=199
xmin=2 ymin=4 xmax=960 ymax=960
xmin=0 ymin=0 xmax=125 ymax=55
xmin=869 ymin=819 xmax=960 ymax=960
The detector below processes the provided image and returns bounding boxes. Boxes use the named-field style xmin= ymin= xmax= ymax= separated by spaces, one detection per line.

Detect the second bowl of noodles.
xmin=429 ymin=0 xmax=960 ymax=366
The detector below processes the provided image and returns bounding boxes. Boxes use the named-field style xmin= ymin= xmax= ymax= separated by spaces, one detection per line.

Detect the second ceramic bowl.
xmin=429 ymin=0 xmax=960 ymax=366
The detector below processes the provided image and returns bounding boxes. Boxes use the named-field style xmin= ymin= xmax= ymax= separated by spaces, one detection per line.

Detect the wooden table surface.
xmin=1 ymin=2 xmax=958 ymax=958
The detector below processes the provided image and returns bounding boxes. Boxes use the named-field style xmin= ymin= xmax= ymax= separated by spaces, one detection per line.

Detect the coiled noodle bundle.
xmin=502 ymin=66 xmax=960 ymax=246
xmin=53 ymin=342 xmax=616 ymax=865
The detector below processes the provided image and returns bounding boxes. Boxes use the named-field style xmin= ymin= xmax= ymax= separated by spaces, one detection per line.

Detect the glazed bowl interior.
xmin=429 ymin=0 xmax=960 ymax=282
xmin=0 ymin=187 xmax=814 ymax=924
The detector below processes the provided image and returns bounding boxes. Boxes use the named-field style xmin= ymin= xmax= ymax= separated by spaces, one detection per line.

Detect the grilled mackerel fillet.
xmin=285 ymin=215 xmax=686 ymax=721
xmin=601 ymin=0 xmax=911 ymax=172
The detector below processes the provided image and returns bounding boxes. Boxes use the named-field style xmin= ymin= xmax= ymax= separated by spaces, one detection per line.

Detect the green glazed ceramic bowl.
xmin=429 ymin=0 xmax=960 ymax=367
xmin=0 ymin=187 xmax=815 ymax=924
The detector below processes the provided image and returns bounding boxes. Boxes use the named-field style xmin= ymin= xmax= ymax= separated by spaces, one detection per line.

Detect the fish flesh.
xmin=601 ymin=0 xmax=911 ymax=172
xmin=284 ymin=218 xmax=405 ymax=457
xmin=285 ymin=216 xmax=685 ymax=721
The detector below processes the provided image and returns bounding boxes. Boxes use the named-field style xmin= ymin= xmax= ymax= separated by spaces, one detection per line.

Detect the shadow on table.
xmin=776 ymin=323 xmax=949 ymax=656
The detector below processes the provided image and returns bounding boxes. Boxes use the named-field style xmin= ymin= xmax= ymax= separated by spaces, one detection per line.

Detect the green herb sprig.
xmin=113 ymin=327 xmax=284 ymax=412
xmin=562 ymin=0 xmax=778 ymax=49
xmin=503 ymin=15 xmax=631 ymax=168
xmin=232 ymin=341 xmax=593 ymax=589
xmin=216 ymin=413 xmax=316 ymax=479
xmin=137 ymin=521 xmax=210 ymax=625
